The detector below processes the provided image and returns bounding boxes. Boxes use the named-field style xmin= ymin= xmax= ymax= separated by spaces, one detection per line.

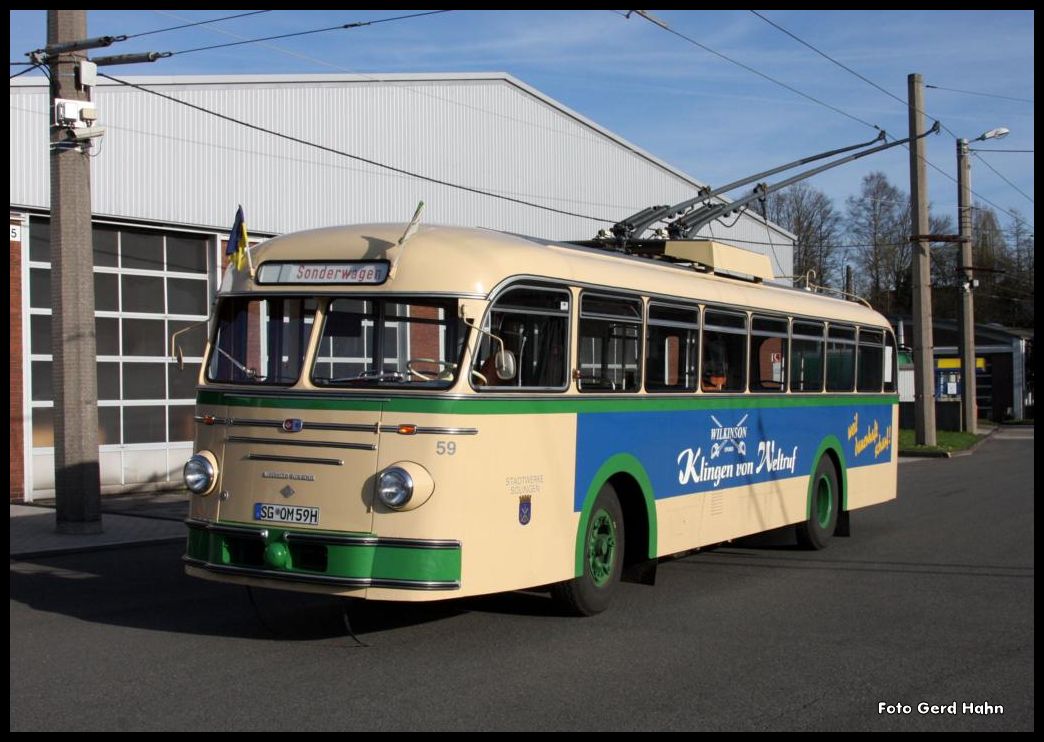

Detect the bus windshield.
xmin=207 ymin=297 xmax=316 ymax=385
xmin=312 ymin=298 xmax=466 ymax=388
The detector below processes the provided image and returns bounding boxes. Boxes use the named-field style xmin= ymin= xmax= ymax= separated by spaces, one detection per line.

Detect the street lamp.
xmin=956 ymin=126 xmax=1008 ymax=433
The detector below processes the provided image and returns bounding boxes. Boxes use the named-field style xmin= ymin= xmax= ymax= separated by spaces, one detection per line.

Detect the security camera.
xmin=67 ymin=126 xmax=105 ymax=141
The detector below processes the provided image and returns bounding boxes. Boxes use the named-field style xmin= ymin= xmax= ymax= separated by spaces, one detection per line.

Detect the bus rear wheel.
xmin=796 ymin=456 xmax=839 ymax=550
xmin=552 ymin=484 xmax=624 ymax=616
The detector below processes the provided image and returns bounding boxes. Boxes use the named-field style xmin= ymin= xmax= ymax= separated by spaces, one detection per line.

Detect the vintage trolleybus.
xmin=182 ymin=223 xmax=898 ymax=615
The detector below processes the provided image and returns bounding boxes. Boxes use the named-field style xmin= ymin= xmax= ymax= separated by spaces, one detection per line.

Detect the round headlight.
xmin=377 ymin=467 xmax=414 ymax=509
xmin=184 ymin=453 xmax=216 ymax=495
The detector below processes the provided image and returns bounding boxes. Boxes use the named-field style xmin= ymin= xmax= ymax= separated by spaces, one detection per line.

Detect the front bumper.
xmin=184 ymin=519 xmax=461 ymax=590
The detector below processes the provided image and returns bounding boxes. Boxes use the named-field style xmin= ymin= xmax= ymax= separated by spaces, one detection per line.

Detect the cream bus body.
xmin=183 ymin=224 xmax=898 ymax=610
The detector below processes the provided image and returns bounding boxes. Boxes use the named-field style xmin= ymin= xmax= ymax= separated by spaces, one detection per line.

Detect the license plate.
xmin=253 ymin=503 xmax=320 ymax=526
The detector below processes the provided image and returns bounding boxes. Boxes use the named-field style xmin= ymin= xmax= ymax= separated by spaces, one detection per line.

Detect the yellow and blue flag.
xmin=226 ymin=205 xmax=249 ymax=271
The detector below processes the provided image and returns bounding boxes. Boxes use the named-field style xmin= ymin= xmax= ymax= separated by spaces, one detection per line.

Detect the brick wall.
xmin=10 ymin=218 xmax=25 ymax=501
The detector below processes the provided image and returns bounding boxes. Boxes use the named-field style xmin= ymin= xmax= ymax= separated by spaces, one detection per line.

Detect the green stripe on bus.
xmin=185 ymin=524 xmax=461 ymax=583
xmin=327 ymin=543 xmax=461 ymax=583
xmin=198 ymin=390 xmax=898 ymax=415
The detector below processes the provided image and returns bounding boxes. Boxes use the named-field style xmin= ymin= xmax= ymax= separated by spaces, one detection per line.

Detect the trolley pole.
xmin=907 ymin=73 xmax=936 ymax=446
xmin=48 ymin=9 xmax=102 ymax=533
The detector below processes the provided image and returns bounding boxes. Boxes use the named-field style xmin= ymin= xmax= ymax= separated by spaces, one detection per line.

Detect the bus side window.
xmin=577 ymin=294 xmax=642 ymax=393
xmin=702 ymin=308 xmax=747 ymax=392
xmin=791 ymin=320 xmax=825 ymax=392
xmin=749 ymin=315 xmax=788 ymax=392
xmin=826 ymin=324 xmax=856 ymax=391
xmin=857 ymin=327 xmax=885 ymax=392
xmin=473 ymin=287 xmax=569 ymax=389
xmin=646 ymin=303 xmax=699 ymax=393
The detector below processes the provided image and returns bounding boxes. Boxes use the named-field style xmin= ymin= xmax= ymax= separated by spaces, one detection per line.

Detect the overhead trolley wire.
xmin=969 ymin=152 xmax=1033 ymax=205
xmin=124 ymin=10 xmax=273 ymax=40
xmin=630 ymin=10 xmax=882 ymax=132
xmin=743 ymin=10 xmax=1033 ymax=221
xmin=623 ymin=11 xmax=1030 ymax=238
xmin=748 ymin=10 xmax=908 ymax=109
xmin=168 ymin=10 xmax=453 ymax=56
xmin=925 ymin=84 xmax=1033 ymax=104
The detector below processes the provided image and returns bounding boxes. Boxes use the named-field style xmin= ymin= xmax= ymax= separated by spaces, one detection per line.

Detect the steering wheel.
xmin=406 ymin=358 xmax=457 ymax=381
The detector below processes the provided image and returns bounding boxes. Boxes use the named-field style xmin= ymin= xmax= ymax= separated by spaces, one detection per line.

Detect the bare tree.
xmin=845 ymin=172 xmax=906 ymax=314
xmin=929 ymin=213 xmax=959 ymax=319
xmin=765 ymin=182 xmax=842 ymax=287
xmin=971 ymin=206 xmax=1009 ymax=324
xmin=1004 ymin=209 xmax=1035 ymax=327
xmin=843 ymin=172 xmax=956 ymax=316
xmin=1006 ymin=208 xmax=1034 ymax=279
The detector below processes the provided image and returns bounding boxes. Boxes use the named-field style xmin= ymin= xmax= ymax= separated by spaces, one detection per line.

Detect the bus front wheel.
xmin=796 ymin=456 xmax=839 ymax=550
xmin=552 ymin=484 xmax=624 ymax=616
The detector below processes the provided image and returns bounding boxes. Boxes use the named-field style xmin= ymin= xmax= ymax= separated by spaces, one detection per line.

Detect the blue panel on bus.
xmin=574 ymin=403 xmax=893 ymax=511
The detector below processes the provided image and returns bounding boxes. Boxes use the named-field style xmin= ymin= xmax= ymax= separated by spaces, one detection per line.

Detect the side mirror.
xmin=495 ymin=350 xmax=517 ymax=381
xmin=170 ymin=318 xmax=209 ymax=372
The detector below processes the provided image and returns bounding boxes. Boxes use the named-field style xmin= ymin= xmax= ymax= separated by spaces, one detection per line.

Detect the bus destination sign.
xmin=257 ymin=260 xmax=390 ymax=285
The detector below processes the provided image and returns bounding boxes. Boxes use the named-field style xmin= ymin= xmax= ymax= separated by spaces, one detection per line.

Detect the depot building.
xmin=9 ymin=72 xmax=795 ymax=502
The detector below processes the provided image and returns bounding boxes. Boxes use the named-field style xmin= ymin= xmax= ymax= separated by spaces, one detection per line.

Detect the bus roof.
xmin=232 ymin=223 xmax=891 ymax=328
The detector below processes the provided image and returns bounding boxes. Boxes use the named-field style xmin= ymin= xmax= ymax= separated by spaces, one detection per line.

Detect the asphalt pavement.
xmin=9 ymin=424 xmax=1033 ymax=731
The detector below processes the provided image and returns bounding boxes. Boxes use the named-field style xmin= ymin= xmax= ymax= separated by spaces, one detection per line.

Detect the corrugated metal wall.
xmin=10 ymin=73 xmax=792 ymax=274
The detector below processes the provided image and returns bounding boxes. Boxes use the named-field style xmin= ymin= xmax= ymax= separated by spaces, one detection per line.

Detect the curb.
xmin=898 ymin=424 xmax=998 ymax=459
xmin=950 ymin=424 xmax=999 ymax=457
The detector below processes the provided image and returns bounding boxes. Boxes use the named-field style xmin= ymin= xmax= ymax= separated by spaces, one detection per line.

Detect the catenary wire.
xmin=739 ymin=11 xmax=1032 ymax=222
xmin=630 ymin=11 xmax=882 ymax=132
xmin=925 ymin=84 xmax=1032 ymax=104
xmin=169 ymin=10 xmax=452 ymax=56
xmin=124 ymin=10 xmax=273 ymax=39
xmin=748 ymin=10 xmax=907 ymax=108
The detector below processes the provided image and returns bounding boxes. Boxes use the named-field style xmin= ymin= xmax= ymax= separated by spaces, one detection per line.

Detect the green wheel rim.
xmin=814 ymin=474 xmax=833 ymax=528
xmin=587 ymin=507 xmax=617 ymax=587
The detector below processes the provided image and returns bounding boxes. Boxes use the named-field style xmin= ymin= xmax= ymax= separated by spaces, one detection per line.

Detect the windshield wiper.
xmin=325 ymin=370 xmax=407 ymax=384
xmin=213 ymin=345 xmax=263 ymax=381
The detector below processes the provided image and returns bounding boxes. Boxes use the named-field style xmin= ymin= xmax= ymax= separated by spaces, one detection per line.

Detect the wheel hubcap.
xmin=587 ymin=508 xmax=617 ymax=587
xmin=815 ymin=475 xmax=833 ymax=528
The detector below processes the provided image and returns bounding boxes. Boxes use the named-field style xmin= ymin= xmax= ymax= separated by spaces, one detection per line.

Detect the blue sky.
xmin=10 ymin=9 xmax=1034 ymax=233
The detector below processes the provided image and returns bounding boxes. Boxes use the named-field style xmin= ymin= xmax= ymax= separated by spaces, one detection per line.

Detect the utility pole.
xmin=48 ymin=10 xmax=102 ymax=533
xmin=907 ymin=73 xmax=936 ymax=446
xmin=956 ymin=138 xmax=977 ymax=434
